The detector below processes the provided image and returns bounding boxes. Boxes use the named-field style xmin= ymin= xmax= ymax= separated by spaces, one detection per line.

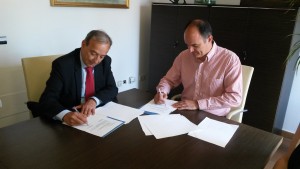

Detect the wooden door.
xmin=242 ymin=8 xmax=296 ymax=131
xmin=148 ymin=4 xmax=209 ymax=96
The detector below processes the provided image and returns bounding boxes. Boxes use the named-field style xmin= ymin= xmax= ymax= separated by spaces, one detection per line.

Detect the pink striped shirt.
xmin=157 ymin=42 xmax=242 ymax=116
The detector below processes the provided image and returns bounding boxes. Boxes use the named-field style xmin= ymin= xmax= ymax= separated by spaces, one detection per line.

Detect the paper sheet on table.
xmin=138 ymin=114 xmax=197 ymax=139
xmin=138 ymin=118 xmax=152 ymax=136
xmin=95 ymin=102 xmax=144 ymax=124
xmin=70 ymin=114 xmax=124 ymax=137
xmin=188 ymin=117 xmax=239 ymax=147
xmin=140 ymin=99 xmax=177 ymax=115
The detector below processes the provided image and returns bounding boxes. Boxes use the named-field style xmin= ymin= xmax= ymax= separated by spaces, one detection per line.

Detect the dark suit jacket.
xmin=39 ymin=48 xmax=118 ymax=119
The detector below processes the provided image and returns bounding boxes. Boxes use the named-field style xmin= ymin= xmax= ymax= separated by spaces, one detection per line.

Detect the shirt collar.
xmin=80 ymin=52 xmax=87 ymax=69
xmin=206 ymin=41 xmax=217 ymax=62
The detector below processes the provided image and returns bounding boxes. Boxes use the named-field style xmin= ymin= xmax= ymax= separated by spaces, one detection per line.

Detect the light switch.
xmin=0 ymin=36 xmax=7 ymax=45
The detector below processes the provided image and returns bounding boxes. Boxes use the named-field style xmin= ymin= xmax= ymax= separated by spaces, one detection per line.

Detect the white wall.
xmin=283 ymin=71 xmax=300 ymax=133
xmin=0 ymin=0 xmax=151 ymax=127
xmin=282 ymin=12 xmax=300 ymax=133
xmin=276 ymin=9 xmax=300 ymax=134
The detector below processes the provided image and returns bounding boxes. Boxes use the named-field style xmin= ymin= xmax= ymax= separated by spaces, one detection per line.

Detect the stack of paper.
xmin=140 ymin=99 xmax=177 ymax=115
xmin=138 ymin=114 xmax=197 ymax=139
xmin=188 ymin=117 xmax=239 ymax=147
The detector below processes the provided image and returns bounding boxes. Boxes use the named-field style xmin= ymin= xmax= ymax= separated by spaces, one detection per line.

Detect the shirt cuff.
xmin=54 ymin=109 xmax=71 ymax=121
xmin=91 ymin=96 xmax=101 ymax=106
xmin=197 ymin=99 xmax=209 ymax=110
xmin=156 ymin=87 xmax=168 ymax=94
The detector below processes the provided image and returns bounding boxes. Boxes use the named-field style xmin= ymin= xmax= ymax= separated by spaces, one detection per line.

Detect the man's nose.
xmin=94 ymin=55 xmax=104 ymax=63
xmin=188 ymin=46 xmax=194 ymax=53
xmin=95 ymin=57 xmax=101 ymax=63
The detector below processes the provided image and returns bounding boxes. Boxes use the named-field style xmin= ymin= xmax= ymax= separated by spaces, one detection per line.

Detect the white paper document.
xmin=139 ymin=118 xmax=152 ymax=136
xmin=66 ymin=102 xmax=143 ymax=137
xmin=71 ymin=114 xmax=124 ymax=138
xmin=138 ymin=114 xmax=197 ymax=139
xmin=140 ymin=99 xmax=177 ymax=115
xmin=95 ymin=102 xmax=144 ymax=124
xmin=188 ymin=117 xmax=239 ymax=148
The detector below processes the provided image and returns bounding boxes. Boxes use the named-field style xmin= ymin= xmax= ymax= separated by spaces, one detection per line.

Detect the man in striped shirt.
xmin=154 ymin=19 xmax=242 ymax=116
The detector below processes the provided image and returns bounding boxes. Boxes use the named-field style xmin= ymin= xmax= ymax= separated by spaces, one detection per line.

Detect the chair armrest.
xmin=171 ymin=94 xmax=181 ymax=101
xmin=226 ymin=109 xmax=248 ymax=122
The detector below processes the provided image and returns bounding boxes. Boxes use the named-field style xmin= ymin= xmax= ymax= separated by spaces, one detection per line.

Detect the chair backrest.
xmin=22 ymin=55 xmax=60 ymax=102
xmin=226 ymin=65 xmax=254 ymax=123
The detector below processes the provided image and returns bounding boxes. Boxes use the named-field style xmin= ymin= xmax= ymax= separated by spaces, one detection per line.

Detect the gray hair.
xmin=84 ymin=30 xmax=112 ymax=46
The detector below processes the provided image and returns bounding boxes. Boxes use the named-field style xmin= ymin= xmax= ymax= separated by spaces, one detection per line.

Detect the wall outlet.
xmin=129 ymin=77 xmax=135 ymax=84
xmin=117 ymin=81 xmax=123 ymax=87
xmin=0 ymin=99 xmax=2 ymax=108
xmin=0 ymin=36 xmax=7 ymax=45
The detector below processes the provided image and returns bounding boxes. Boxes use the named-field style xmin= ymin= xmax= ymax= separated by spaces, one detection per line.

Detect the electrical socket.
xmin=0 ymin=99 xmax=2 ymax=108
xmin=129 ymin=77 xmax=135 ymax=84
xmin=117 ymin=81 xmax=122 ymax=87
xmin=0 ymin=36 xmax=7 ymax=45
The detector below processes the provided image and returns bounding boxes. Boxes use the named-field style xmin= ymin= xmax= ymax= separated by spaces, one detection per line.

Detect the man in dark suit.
xmin=39 ymin=30 xmax=118 ymax=126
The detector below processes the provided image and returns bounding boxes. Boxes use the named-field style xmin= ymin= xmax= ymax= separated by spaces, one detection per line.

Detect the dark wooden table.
xmin=0 ymin=88 xmax=282 ymax=169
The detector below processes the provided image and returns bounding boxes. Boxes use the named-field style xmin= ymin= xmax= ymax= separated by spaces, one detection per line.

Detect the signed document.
xmin=66 ymin=102 xmax=143 ymax=137
xmin=140 ymin=99 xmax=177 ymax=115
xmin=72 ymin=114 xmax=124 ymax=138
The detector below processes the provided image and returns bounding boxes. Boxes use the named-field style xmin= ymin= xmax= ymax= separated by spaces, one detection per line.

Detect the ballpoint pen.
xmin=158 ymin=89 xmax=167 ymax=107
xmin=73 ymin=107 xmax=89 ymax=126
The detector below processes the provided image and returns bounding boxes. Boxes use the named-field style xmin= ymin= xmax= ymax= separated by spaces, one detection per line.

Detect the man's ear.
xmin=207 ymin=35 xmax=213 ymax=43
xmin=81 ymin=40 xmax=86 ymax=47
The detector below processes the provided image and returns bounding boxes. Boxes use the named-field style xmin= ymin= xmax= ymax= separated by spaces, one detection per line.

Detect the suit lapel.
xmin=94 ymin=61 xmax=103 ymax=90
xmin=74 ymin=53 xmax=82 ymax=103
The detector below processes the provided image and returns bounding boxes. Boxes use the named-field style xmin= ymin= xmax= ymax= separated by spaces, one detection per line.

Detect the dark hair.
xmin=84 ymin=30 xmax=112 ymax=46
xmin=185 ymin=19 xmax=212 ymax=39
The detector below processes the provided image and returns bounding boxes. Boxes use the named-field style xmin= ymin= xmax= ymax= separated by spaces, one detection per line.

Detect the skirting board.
xmin=274 ymin=128 xmax=295 ymax=139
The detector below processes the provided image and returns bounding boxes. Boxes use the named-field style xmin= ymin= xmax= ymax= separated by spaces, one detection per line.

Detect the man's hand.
xmin=172 ymin=100 xmax=199 ymax=110
xmin=154 ymin=91 xmax=167 ymax=104
xmin=63 ymin=112 xmax=88 ymax=126
xmin=78 ymin=99 xmax=97 ymax=116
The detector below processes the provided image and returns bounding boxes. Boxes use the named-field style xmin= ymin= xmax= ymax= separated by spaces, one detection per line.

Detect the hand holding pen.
xmin=73 ymin=107 xmax=90 ymax=126
xmin=154 ymin=88 xmax=167 ymax=105
xmin=62 ymin=109 xmax=89 ymax=126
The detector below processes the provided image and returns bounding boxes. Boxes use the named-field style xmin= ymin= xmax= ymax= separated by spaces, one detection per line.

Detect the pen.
xmin=158 ymin=89 xmax=167 ymax=107
xmin=73 ymin=107 xmax=89 ymax=126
